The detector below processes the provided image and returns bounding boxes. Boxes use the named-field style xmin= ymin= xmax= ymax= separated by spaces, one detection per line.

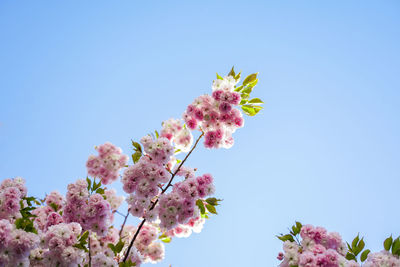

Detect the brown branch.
xmin=122 ymin=132 xmax=204 ymax=262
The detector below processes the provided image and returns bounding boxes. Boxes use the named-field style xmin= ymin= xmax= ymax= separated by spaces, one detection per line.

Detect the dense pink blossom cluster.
xmin=278 ymin=224 xmax=358 ymax=267
xmin=363 ymin=251 xmax=400 ymax=267
xmin=45 ymin=191 xmax=66 ymax=210
xmin=63 ymin=179 xmax=112 ymax=236
xmin=0 ymin=177 xmax=27 ymax=221
xmin=133 ymin=224 xmax=165 ymax=263
xmin=0 ymin=219 xmax=39 ymax=266
xmin=86 ymin=142 xmax=128 ymax=184
xmin=104 ymin=189 xmax=124 ymax=211
xmin=161 ymin=118 xmax=193 ymax=153
xmin=122 ymin=156 xmax=169 ymax=218
xmin=158 ymin=173 xmax=214 ymax=230
xmin=183 ymin=75 xmax=244 ymax=149
xmin=38 ymin=222 xmax=84 ymax=266
xmin=140 ymin=135 xmax=174 ymax=165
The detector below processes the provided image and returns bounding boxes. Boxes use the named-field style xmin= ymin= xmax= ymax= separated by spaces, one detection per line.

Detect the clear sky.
xmin=0 ymin=1 xmax=399 ymax=266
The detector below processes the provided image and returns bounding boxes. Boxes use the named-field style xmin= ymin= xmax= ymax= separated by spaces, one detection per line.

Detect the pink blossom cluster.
xmin=63 ymin=179 xmax=112 ymax=236
xmin=161 ymin=118 xmax=193 ymax=153
xmin=363 ymin=250 xmax=400 ymax=267
xmin=122 ymin=156 xmax=169 ymax=217
xmin=167 ymin=215 xmax=205 ymax=238
xmin=133 ymin=223 xmax=165 ymax=263
xmin=89 ymin=228 xmax=119 ymax=267
xmin=173 ymin=165 xmax=196 ymax=179
xmin=183 ymin=76 xmax=244 ymax=149
xmin=158 ymin=173 xmax=215 ymax=230
xmin=0 ymin=177 xmax=27 ymax=221
xmin=104 ymin=189 xmax=124 ymax=211
xmin=32 ymin=191 xmax=65 ymax=233
xmin=45 ymin=191 xmax=66 ymax=210
xmin=278 ymin=224 xmax=359 ymax=267
xmin=140 ymin=135 xmax=174 ymax=165
xmin=33 ymin=222 xmax=85 ymax=266
xmin=86 ymin=142 xmax=129 ymax=184
xmin=0 ymin=219 xmax=39 ymax=266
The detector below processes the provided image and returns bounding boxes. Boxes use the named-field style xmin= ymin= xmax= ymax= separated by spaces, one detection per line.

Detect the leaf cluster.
xmin=276 ymin=221 xmax=302 ymax=244
xmin=196 ymin=198 xmax=222 ymax=218
xmin=73 ymin=230 xmax=89 ymax=252
xmin=131 ymin=140 xmax=143 ymax=164
xmin=346 ymin=234 xmax=370 ymax=262
xmin=15 ymin=196 xmax=40 ymax=234
xmin=158 ymin=232 xmax=172 ymax=243
xmin=86 ymin=177 xmax=105 ymax=195
xmin=383 ymin=235 xmax=400 ymax=256
xmin=108 ymin=239 xmax=125 ymax=255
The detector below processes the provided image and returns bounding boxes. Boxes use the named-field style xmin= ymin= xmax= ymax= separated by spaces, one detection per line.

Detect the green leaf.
xmin=205 ymin=204 xmax=217 ymax=214
xmin=115 ymin=240 xmax=125 ymax=253
xmin=384 ymin=236 xmax=393 ymax=251
xmin=235 ymin=72 xmax=241 ymax=81
xmin=241 ymin=105 xmax=256 ymax=116
xmin=155 ymin=130 xmax=159 ymax=139
xmin=392 ymin=237 xmax=400 ymax=255
xmin=241 ymin=93 xmax=250 ymax=99
xmin=131 ymin=140 xmax=142 ymax=153
xmin=86 ymin=177 xmax=91 ymax=191
xmin=49 ymin=203 xmax=59 ymax=211
xmin=216 ymin=73 xmax=223 ymax=80
xmin=352 ymin=235 xmax=360 ymax=251
xmin=196 ymin=199 xmax=205 ymax=214
xmin=228 ymin=66 xmax=236 ymax=78
xmin=132 ymin=151 xmax=142 ymax=164
xmin=205 ymin=197 xmax=222 ymax=206
xmin=158 ymin=233 xmax=168 ymax=239
xmin=79 ymin=231 xmax=89 ymax=243
xmin=248 ymin=98 xmax=264 ymax=104
xmin=242 ymin=73 xmax=258 ymax=86
xmin=354 ymin=239 xmax=365 ymax=255
xmin=234 ymin=85 xmax=244 ymax=92
xmin=295 ymin=222 xmax=302 ymax=232
xmin=73 ymin=243 xmax=88 ymax=252
xmin=161 ymin=236 xmax=171 ymax=243
xmin=276 ymin=234 xmax=295 ymax=242
xmin=345 ymin=252 xmax=356 ymax=261
xmin=239 ymin=99 xmax=248 ymax=105
xmin=361 ymin=249 xmax=370 ymax=262
xmin=96 ymin=188 xmax=105 ymax=195
xmin=242 ymin=105 xmax=262 ymax=117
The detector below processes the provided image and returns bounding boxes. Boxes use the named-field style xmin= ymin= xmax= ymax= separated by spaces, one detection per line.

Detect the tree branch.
xmin=122 ymin=132 xmax=204 ymax=262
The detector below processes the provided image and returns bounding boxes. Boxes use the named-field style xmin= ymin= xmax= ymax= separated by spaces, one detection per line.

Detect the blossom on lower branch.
xmin=0 ymin=219 xmax=39 ymax=266
xmin=277 ymin=223 xmax=400 ymax=267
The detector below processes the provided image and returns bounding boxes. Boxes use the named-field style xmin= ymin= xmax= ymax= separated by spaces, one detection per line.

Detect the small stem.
xmin=119 ymin=209 xmax=130 ymax=238
xmin=122 ymin=132 xmax=204 ymax=262
xmin=115 ymin=210 xmax=125 ymax=217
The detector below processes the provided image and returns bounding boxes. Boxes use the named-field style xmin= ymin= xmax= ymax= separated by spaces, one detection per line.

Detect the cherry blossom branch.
xmin=122 ymin=131 xmax=204 ymax=262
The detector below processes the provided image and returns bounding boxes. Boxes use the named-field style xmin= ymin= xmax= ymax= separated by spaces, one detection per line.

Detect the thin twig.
xmin=122 ymin=132 xmax=204 ymax=262
xmin=119 ymin=209 xmax=130 ymax=238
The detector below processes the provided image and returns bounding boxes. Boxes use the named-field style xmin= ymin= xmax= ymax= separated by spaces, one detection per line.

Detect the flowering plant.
xmin=0 ymin=67 xmax=263 ymax=267
xmin=277 ymin=222 xmax=400 ymax=267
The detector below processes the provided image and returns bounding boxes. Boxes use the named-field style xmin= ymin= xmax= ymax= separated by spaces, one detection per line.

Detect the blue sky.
xmin=0 ymin=1 xmax=399 ymax=266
